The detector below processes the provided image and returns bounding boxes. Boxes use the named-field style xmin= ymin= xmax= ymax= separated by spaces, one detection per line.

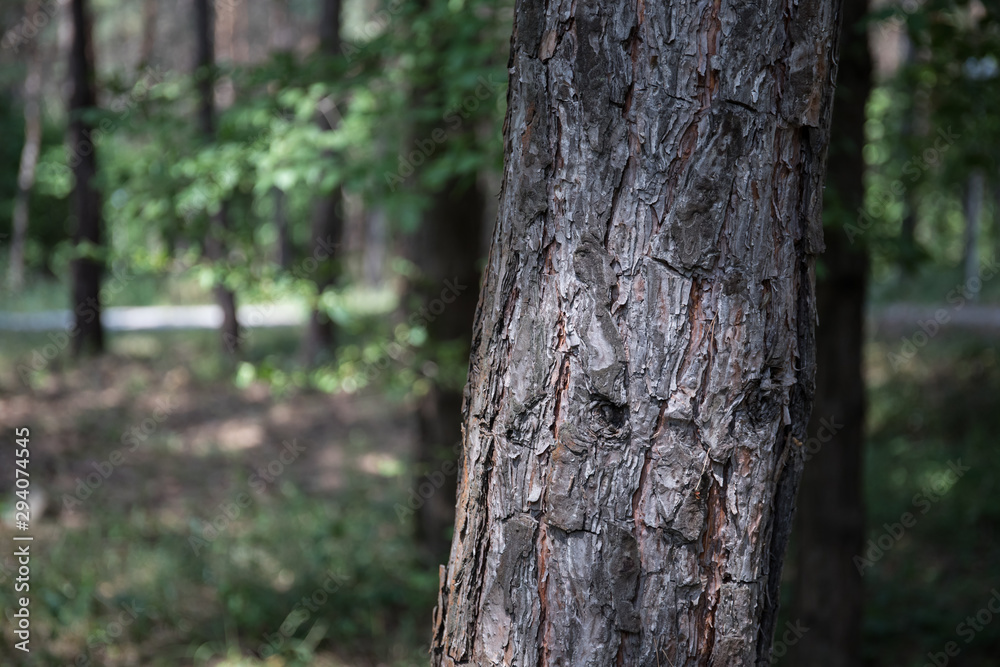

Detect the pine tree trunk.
xmin=68 ymin=0 xmax=104 ymax=356
xmin=301 ymin=0 xmax=343 ymax=366
xmin=8 ymin=0 xmax=44 ymax=292
xmin=431 ymin=0 xmax=844 ymax=664
xmin=788 ymin=8 xmax=870 ymax=663
xmin=194 ymin=0 xmax=240 ymax=352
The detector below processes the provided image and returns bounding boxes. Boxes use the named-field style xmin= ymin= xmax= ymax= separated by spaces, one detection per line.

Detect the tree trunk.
xmin=273 ymin=188 xmax=293 ymax=269
xmin=9 ymin=0 xmax=44 ymax=292
xmin=963 ymin=169 xmax=984 ymax=300
xmin=269 ymin=0 xmax=294 ymax=53
xmin=300 ymin=0 xmax=343 ymax=367
xmin=897 ymin=31 xmax=918 ymax=271
xmin=194 ymin=0 xmax=240 ymax=352
xmin=788 ymin=2 xmax=870 ymax=663
xmin=994 ymin=183 xmax=1000 ymax=261
xmin=362 ymin=206 xmax=387 ymax=286
xmin=430 ymin=0 xmax=844 ymax=664
xmin=138 ymin=0 xmax=157 ymax=70
xmin=68 ymin=0 xmax=104 ymax=356
xmin=412 ymin=179 xmax=486 ymax=564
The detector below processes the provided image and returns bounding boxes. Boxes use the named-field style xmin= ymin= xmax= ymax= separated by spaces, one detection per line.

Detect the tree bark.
xmin=68 ymin=0 xmax=104 ymax=356
xmin=8 ymin=0 xmax=44 ymax=292
xmin=300 ymin=0 xmax=343 ymax=366
xmin=431 ymin=0 xmax=844 ymax=664
xmin=194 ymin=0 xmax=240 ymax=352
xmin=788 ymin=2 xmax=870 ymax=663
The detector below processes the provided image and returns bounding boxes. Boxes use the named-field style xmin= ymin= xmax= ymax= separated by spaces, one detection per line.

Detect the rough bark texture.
xmin=9 ymin=0 xmax=44 ymax=292
xmin=301 ymin=0 xmax=344 ymax=366
xmin=431 ymin=0 xmax=843 ymax=664
xmin=789 ymin=1 xmax=869 ymax=662
xmin=194 ymin=0 xmax=240 ymax=352
xmin=412 ymin=180 xmax=487 ymax=563
xmin=68 ymin=0 xmax=104 ymax=356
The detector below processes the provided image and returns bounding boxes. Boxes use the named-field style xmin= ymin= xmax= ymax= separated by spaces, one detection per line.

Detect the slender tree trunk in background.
xmin=215 ymin=0 xmax=234 ymax=62
xmin=269 ymin=0 xmax=294 ymax=53
xmin=963 ymin=170 xmax=984 ymax=300
xmin=194 ymin=0 xmax=240 ymax=352
xmin=431 ymin=0 xmax=843 ymax=664
xmin=9 ymin=0 xmax=44 ymax=292
xmin=273 ymin=188 xmax=292 ymax=269
xmin=788 ymin=1 xmax=870 ymax=663
xmin=138 ymin=0 xmax=156 ymax=70
xmin=900 ymin=198 xmax=917 ymax=266
xmin=411 ymin=180 xmax=486 ymax=564
xmin=363 ymin=206 xmax=387 ymax=286
xmin=301 ymin=0 xmax=343 ymax=366
xmin=269 ymin=0 xmax=293 ymax=272
xmin=68 ymin=0 xmax=104 ymax=356
xmin=994 ymin=183 xmax=1000 ymax=260
xmin=897 ymin=33 xmax=918 ymax=270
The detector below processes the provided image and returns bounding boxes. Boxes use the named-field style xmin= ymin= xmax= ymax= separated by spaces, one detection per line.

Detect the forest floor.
xmin=0 ymin=329 xmax=436 ymax=666
xmin=0 ymin=318 xmax=997 ymax=666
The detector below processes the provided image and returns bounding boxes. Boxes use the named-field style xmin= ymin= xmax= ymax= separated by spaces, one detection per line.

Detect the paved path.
xmin=874 ymin=303 xmax=1000 ymax=335
xmin=0 ymin=303 xmax=305 ymax=332
xmin=0 ymin=302 xmax=997 ymax=334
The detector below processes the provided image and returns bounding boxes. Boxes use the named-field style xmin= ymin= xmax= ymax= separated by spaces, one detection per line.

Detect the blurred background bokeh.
xmin=0 ymin=0 xmax=997 ymax=664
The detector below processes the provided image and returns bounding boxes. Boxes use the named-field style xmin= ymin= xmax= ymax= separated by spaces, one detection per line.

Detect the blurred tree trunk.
xmin=194 ymin=0 xmax=240 ymax=352
xmin=138 ymin=0 xmax=156 ymax=70
xmin=898 ymin=33 xmax=918 ymax=270
xmin=68 ymin=0 xmax=104 ymax=356
xmin=8 ymin=0 xmax=44 ymax=293
xmin=411 ymin=179 xmax=485 ymax=564
xmin=269 ymin=0 xmax=294 ymax=53
xmin=269 ymin=0 xmax=293 ymax=272
xmin=788 ymin=4 xmax=870 ymax=664
xmin=300 ymin=0 xmax=343 ymax=366
xmin=363 ymin=206 xmax=387 ymax=286
xmin=963 ymin=169 xmax=984 ymax=300
xmin=430 ymin=0 xmax=843 ymax=663
xmin=994 ymin=183 xmax=1000 ymax=260
xmin=273 ymin=188 xmax=292 ymax=269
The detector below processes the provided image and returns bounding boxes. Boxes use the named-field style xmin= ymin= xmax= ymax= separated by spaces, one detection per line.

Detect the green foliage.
xmin=863 ymin=1 xmax=1000 ymax=275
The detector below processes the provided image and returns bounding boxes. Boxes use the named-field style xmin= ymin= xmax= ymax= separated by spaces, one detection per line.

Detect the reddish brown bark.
xmin=431 ymin=0 xmax=845 ymax=664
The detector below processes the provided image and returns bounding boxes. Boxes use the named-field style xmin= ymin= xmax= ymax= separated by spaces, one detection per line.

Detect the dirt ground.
xmin=0 ymin=351 xmax=418 ymax=538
